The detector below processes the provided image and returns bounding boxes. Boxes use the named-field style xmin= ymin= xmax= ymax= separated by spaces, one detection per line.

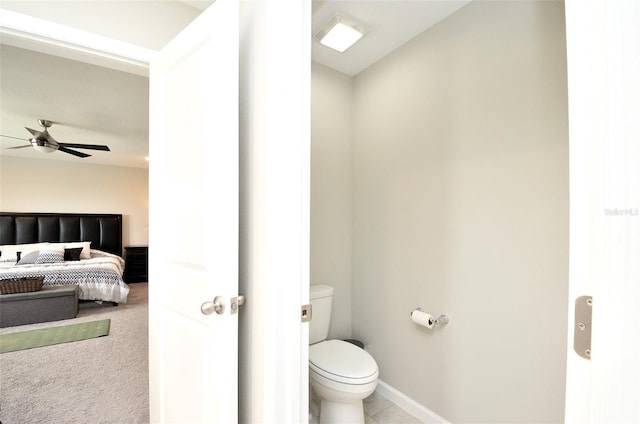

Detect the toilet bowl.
xmin=309 ymin=339 xmax=378 ymax=423
xmin=309 ymin=285 xmax=379 ymax=423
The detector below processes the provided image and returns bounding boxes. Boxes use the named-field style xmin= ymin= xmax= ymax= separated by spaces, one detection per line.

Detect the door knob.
xmin=201 ymin=296 xmax=225 ymax=315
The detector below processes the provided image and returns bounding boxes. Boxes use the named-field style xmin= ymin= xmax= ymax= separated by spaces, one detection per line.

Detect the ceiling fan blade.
xmin=0 ymin=134 xmax=29 ymax=142
xmin=59 ymin=143 xmax=110 ymax=151
xmin=7 ymin=145 xmax=32 ymax=149
xmin=58 ymin=146 xmax=91 ymax=158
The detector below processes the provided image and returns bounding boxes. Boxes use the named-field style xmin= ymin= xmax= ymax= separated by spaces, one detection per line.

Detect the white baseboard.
xmin=375 ymin=380 xmax=451 ymax=424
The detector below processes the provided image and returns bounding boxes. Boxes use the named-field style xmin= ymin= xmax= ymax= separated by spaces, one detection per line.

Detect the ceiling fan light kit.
xmin=1 ymin=119 xmax=110 ymax=158
xmin=31 ymin=143 xmax=57 ymax=154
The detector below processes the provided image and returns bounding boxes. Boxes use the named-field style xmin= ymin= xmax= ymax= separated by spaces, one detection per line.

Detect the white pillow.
xmin=51 ymin=241 xmax=92 ymax=259
xmin=35 ymin=245 xmax=65 ymax=264
xmin=0 ymin=243 xmax=48 ymax=263
xmin=17 ymin=250 xmax=41 ymax=265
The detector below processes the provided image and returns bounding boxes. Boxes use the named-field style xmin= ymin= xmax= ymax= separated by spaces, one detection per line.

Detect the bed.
xmin=0 ymin=212 xmax=129 ymax=304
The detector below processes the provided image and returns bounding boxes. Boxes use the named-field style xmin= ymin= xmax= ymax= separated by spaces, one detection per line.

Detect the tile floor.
xmin=364 ymin=391 xmax=423 ymax=424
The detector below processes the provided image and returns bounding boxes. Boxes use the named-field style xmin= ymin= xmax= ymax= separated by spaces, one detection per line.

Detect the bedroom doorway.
xmin=1 ymin=1 xmax=310 ymax=422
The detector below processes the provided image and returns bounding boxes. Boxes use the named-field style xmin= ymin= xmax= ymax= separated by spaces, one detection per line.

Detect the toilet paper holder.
xmin=411 ymin=308 xmax=449 ymax=326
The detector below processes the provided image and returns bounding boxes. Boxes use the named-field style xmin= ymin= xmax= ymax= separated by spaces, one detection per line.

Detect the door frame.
xmin=238 ymin=1 xmax=310 ymax=422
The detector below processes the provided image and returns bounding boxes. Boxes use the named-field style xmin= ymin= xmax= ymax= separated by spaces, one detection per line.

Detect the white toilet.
xmin=309 ymin=284 xmax=379 ymax=424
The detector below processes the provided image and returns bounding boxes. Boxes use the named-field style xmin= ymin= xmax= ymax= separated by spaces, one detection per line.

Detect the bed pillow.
xmin=35 ymin=245 xmax=65 ymax=264
xmin=0 ymin=243 xmax=48 ymax=263
xmin=17 ymin=250 xmax=41 ymax=265
xmin=51 ymin=241 xmax=91 ymax=259
xmin=64 ymin=247 xmax=83 ymax=261
xmin=65 ymin=241 xmax=91 ymax=259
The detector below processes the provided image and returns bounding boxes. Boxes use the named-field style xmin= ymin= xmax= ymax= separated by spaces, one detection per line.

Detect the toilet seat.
xmin=309 ymin=340 xmax=378 ymax=385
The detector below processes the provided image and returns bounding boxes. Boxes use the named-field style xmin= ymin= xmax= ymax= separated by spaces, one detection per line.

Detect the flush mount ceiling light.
xmin=314 ymin=16 xmax=365 ymax=53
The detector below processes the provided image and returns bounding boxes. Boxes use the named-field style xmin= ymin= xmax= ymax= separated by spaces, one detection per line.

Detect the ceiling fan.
xmin=1 ymin=119 xmax=110 ymax=158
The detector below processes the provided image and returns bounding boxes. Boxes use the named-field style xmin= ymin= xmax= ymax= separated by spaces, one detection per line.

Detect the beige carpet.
xmin=0 ymin=283 xmax=149 ymax=424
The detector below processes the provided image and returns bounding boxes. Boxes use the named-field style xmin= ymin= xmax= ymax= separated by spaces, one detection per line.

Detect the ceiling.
xmin=312 ymin=1 xmax=470 ymax=76
xmin=0 ymin=0 xmax=470 ymax=169
xmin=185 ymin=0 xmax=471 ymax=75
xmin=0 ymin=44 xmax=150 ymax=168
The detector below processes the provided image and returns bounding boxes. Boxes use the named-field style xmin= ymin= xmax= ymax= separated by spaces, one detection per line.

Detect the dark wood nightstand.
xmin=123 ymin=246 xmax=148 ymax=283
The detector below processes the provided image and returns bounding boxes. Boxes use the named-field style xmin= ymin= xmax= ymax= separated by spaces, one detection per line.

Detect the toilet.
xmin=309 ymin=284 xmax=379 ymax=424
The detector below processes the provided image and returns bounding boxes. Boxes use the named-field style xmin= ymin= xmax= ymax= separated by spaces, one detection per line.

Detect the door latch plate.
xmin=231 ymin=295 xmax=245 ymax=315
xmin=574 ymin=296 xmax=592 ymax=360
xmin=301 ymin=304 xmax=312 ymax=323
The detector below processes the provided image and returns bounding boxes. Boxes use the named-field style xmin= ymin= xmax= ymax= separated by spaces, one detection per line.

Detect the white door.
xmin=564 ymin=0 xmax=640 ymax=422
xmin=148 ymin=1 xmax=239 ymax=422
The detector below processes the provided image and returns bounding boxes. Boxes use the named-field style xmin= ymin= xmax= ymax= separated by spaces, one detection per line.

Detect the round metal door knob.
xmin=201 ymin=296 xmax=225 ymax=315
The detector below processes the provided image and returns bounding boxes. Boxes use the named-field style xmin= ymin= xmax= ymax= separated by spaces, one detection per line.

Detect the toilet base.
xmin=309 ymin=412 xmax=320 ymax=424
xmin=310 ymin=386 xmax=321 ymax=417
xmin=319 ymin=398 xmax=365 ymax=424
xmin=310 ymin=366 xmax=377 ymax=424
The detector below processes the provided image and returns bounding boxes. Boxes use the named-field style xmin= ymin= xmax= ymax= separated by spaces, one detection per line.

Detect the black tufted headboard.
xmin=0 ymin=212 xmax=123 ymax=257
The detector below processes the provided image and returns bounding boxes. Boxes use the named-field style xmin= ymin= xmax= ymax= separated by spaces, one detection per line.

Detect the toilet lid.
xmin=309 ymin=340 xmax=378 ymax=384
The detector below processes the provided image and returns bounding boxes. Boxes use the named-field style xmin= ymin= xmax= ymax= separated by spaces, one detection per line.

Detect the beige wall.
xmin=348 ymin=1 xmax=568 ymax=422
xmin=311 ymin=62 xmax=354 ymax=340
xmin=0 ymin=156 xmax=148 ymax=251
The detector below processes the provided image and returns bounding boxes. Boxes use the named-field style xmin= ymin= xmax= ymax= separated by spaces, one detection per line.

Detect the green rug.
xmin=0 ymin=319 xmax=110 ymax=354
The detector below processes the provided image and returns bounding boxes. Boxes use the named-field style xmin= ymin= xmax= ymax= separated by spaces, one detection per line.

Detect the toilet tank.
xmin=309 ymin=284 xmax=333 ymax=344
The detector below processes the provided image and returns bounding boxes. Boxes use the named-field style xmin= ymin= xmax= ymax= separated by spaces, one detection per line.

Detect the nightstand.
xmin=123 ymin=246 xmax=148 ymax=283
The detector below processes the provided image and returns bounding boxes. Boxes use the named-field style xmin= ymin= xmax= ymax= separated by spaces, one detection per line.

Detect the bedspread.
xmin=0 ymin=249 xmax=129 ymax=303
